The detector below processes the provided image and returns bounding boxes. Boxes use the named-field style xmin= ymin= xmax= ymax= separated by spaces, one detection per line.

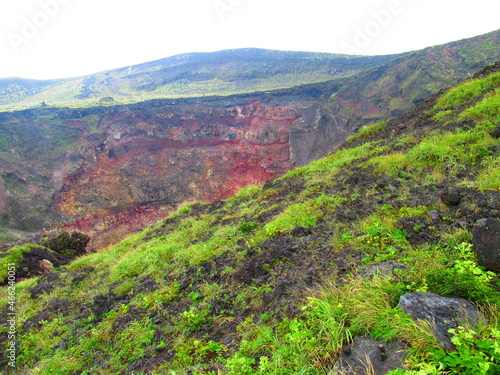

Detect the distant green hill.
xmin=0 ymin=49 xmax=399 ymax=111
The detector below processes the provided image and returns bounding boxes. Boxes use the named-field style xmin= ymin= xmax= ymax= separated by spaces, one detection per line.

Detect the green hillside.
xmin=1 ymin=63 xmax=500 ymax=374
xmin=0 ymin=49 xmax=397 ymax=112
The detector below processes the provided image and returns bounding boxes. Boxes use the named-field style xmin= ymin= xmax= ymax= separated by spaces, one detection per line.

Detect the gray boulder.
xmin=398 ymin=292 xmax=484 ymax=351
xmin=332 ymin=336 xmax=407 ymax=375
xmin=472 ymin=218 xmax=500 ymax=272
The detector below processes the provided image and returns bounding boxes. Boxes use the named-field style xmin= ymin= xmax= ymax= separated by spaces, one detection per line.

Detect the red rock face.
xmin=48 ymin=101 xmax=298 ymax=248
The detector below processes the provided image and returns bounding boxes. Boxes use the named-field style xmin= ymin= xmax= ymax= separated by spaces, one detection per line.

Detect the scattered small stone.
xmin=491 ymin=125 xmax=500 ymax=138
xmin=179 ymin=279 xmax=190 ymax=290
xmin=429 ymin=210 xmax=440 ymax=222
xmin=58 ymin=339 xmax=67 ymax=351
xmin=91 ymin=293 xmax=119 ymax=318
xmin=291 ymin=226 xmax=312 ymax=237
xmin=72 ymin=273 xmax=86 ymax=284
xmin=38 ymin=259 xmax=54 ymax=273
xmin=135 ymin=278 xmax=159 ymax=294
xmin=440 ymin=188 xmax=462 ymax=207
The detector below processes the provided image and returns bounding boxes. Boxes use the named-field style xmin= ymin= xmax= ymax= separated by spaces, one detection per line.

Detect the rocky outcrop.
xmin=40 ymin=231 xmax=90 ymax=257
xmin=472 ymin=218 xmax=500 ymax=272
xmin=333 ymin=336 xmax=408 ymax=375
xmin=398 ymin=292 xmax=485 ymax=351
xmin=5 ymin=246 xmax=71 ymax=283
xmin=1 ymin=92 xmax=348 ymax=249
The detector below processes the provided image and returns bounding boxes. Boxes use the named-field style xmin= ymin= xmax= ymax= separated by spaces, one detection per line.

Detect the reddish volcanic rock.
xmin=1 ymin=89 xmax=351 ymax=250
xmin=46 ymin=101 xmax=300 ymax=249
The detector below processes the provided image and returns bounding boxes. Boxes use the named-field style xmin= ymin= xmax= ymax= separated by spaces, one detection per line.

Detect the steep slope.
xmin=0 ymin=49 xmax=398 ymax=111
xmin=330 ymin=28 xmax=500 ymax=127
xmin=1 ymin=30 xmax=499 ymax=250
xmin=1 ymin=62 xmax=499 ymax=374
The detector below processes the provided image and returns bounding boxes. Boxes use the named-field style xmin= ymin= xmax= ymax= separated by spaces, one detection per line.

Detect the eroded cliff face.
xmin=37 ymin=98 xmax=332 ymax=249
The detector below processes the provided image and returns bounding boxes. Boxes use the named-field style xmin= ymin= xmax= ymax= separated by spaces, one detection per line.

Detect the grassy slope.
xmin=1 ymin=64 xmax=500 ymax=374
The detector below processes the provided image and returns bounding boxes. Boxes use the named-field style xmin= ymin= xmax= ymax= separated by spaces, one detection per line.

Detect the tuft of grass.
xmin=460 ymin=89 xmax=500 ymax=123
xmin=229 ymin=184 xmax=263 ymax=201
xmin=476 ymin=155 xmax=500 ymax=190
xmin=368 ymin=124 xmax=499 ymax=177
xmin=282 ymin=141 xmax=386 ymax=182
xmin=264 ymin=194 xmax=345 ymax=236
xmin=434 ymin=71 xmax=500 ymax=109
xmin=348 ymin=121 xmax=388 ymax=142
xmin=432 ymin=109 xmax=455 ymax=122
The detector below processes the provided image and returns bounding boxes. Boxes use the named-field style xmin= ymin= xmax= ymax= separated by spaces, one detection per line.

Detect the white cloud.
xmin=0 ymin=0 xmax=498 ymax=79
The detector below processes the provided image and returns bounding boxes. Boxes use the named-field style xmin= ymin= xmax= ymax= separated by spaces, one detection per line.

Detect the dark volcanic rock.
xmin=291 ymin=226 xmax=312 ymax=237
xmin=333 ymin=336 xmax=408 ymax=375
xmin=91 ymin=293 xmax=120 ymax=318
xmin=491 ymin=125 xmax=500 ymax=138
xmin=13 ymin=246 xmax=70 ymax=282
xmin=135 ymin=277 xmax=159 ymax=294
xmin=233 ymin=236 xmax=299 ymax=284
xmin=112 ymin=307 xmax=148 ymax=331
xmin=440 ymin=188 xmax=462 ymax=207
xmin=28 ymin=283 xmax=53 ymax=299
xmin=398 ymin=292 xmax=484 ymax=351
xmin=472 ymin=218 xmax=500 ymax=272
xmin=41 ymin=231 xmax=90 ymax=256
xmin=397 ymin=216 xmax=434 ymax=246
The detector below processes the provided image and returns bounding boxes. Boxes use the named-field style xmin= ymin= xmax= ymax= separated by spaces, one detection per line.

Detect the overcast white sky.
xmin=0 ymin=0 xmax=498 ymax=80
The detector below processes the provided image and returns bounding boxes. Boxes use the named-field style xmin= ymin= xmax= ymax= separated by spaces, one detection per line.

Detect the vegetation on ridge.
xmin=1 ymin=63 xmax=500 ymax=374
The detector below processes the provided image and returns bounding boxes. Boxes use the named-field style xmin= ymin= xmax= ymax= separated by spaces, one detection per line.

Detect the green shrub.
xmin=476 ymin=155 xmax=500 ymax=190
xmin=429 ymin=325 xmax=500 ymax=374
xmin=425 ymin=243 xmax=497 ymax=304
xmin=239 ymin=221 xmax=261 ymax=234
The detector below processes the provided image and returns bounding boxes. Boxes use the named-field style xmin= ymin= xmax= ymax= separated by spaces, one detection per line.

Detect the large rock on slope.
xmin=333 ymin=336 xmax=407 ymax=375
xmin=472 ymin=218 xmax=500 ymax=272
xmin=398 ymin=292 xmax=484 ymax=351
